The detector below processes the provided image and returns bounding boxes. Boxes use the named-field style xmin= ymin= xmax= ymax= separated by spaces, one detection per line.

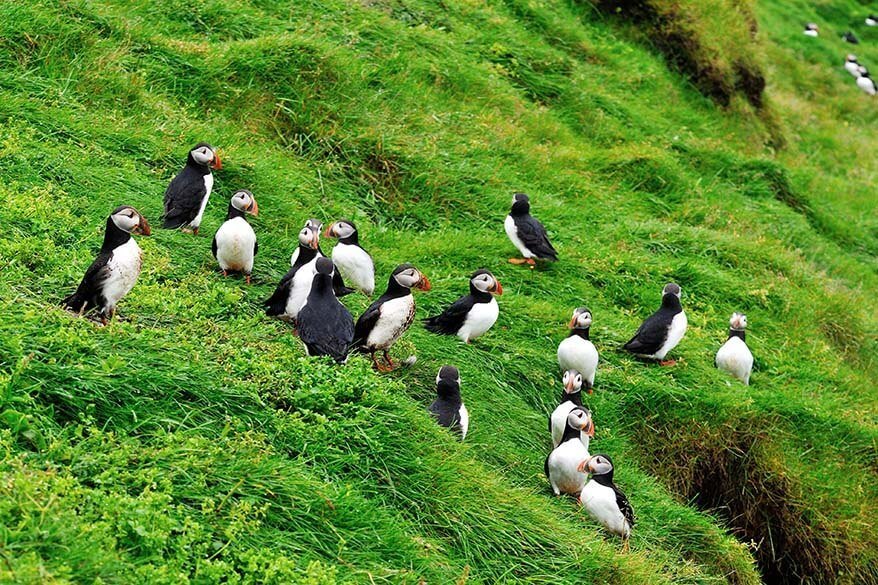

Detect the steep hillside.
xmin=0 ymin=0 xmax=876 ymax=583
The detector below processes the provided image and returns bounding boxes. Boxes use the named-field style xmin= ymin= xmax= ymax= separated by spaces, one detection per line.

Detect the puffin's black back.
xmin=353 ymin=265 xmax=415 ymax=348
xmin=62 ymin=213 xmax=131 ymax=314
xmin=428 ymin=366 xmax=463 ymax=433
xmin=297 ymin=258 xmax=355 ymax=362
xmin=423 ymin=271 xmax=492 ymax=334
xmin=162 ymin=146 xmax=211 ymax=229
xmin=622 ymin=292 xmax=682 ymax=355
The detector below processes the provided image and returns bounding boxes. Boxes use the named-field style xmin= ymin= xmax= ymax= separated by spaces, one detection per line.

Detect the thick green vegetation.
xmin=1 ymin=0 xmax=876 ymax=583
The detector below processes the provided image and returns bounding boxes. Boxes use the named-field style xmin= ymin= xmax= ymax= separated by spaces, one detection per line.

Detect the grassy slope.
xmin=0 ymin=0 xmax=876 ymax=583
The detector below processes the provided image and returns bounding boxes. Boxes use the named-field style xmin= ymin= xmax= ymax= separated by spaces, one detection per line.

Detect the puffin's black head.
xmin=324 ymin=219 xmax=357 ymax=240
xmin=436 ymin=365 xmax=461 ymax=396
xmin=510 ymin=192 xmax=530 ymax=215
xmin=578 ymin=454 xmax=613 ymax=477
xmin=297 ymin=219 xmax=321 ymax=250
xmin=109 ymin=205 xmax=151 ymax=236
xmin=391 ymin=264 xmax=431 ymax=291
xmin=470 ymin=269 xmax=503 ymax=295
xmin=662 ymin=283 xmax=681 ymax=298
xmin=187 ymin=142 xmax=221 ymax=170
xmin=315 ymin=257 xmax=335 ymax=276
xmin=562 ymin=369 xmax=584 ymax=395
xmin=566 ymin=407 xmax=595 ymax=437
xmin=569 ymin=307 xmax=592 ymax=330
xmin=230 ymin=190 xmax=258 ymax=216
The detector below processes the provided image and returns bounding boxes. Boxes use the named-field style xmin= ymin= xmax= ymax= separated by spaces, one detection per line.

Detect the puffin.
xmin=353 ymin=264 xmax=431 ymax=371
xmin=845 ymin=55 xmax=863 ymax=78
xmin=622 ymin=283 xmax=687 ymax=366
xmin=428 ymin=365 xmax=469 ymax=440
xmin=857 ymin=67 xmax=877 ymax=95
xmin=505 ymin=192 xmax=558 ymax=266
xmin=62 ymin=205 xmax=151 ymax=324
xmin=265 ymin=219 xmax=351 ymax=322
xmin=867 ymin=15 xmax=878 ymax=26
xmin=557 ymin=307 xmax=598 ymax=392
xmin=211 ymin=190 xmax=258 ymax=283
xmin=803 ymin=23 xmax=819 ymax=37
xmin=162 ymin=142 xmax=221 ymax=235
xmin=842 ymin=31 xmax=860 ymax=45
xmin=290 ymin=219 xmax=354 ymax=296
xmin=549 ymin=370 xmax=594 ymax=448
xmin=324 ymin=219 xmax=375 ymax=296
xmin=296 ymin=258 xmax=355 ymax=363
xmin=544 ymin=408 xmax=594 ymax=497
xmin=423 ymin=270 xmax=503 ymax=343
xmin=715 ymin=312 xmax=754 ymax=385
xmin=578 ymin=454 xmax=635 ymax=549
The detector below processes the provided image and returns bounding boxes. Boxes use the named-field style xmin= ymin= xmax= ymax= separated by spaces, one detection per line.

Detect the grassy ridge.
xmin=1 ymin=0 xmax=876 ymax=583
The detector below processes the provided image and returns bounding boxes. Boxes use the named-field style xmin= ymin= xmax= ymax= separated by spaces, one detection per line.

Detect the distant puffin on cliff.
xmin=803 ymin=23 xmax=819 ymax=37
xmin=622 ymin=283 xmax=687 ymax=366
xmin=504 ymin=192 xmax=558 ymax=266
xmin=715 ymin=312 xmax=753 ymax=385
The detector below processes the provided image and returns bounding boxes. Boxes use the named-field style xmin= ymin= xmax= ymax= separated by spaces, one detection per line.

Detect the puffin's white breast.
xmin=857 ymin=76 xmax=877 ymax=95
xmin=845 ymin=62 xmax=862 ymax=77
xmin=332 ymin=243 xmax=374 ymax=296
xmin=190 ymin=173 xmax=213 ymax=229
xmin=286 ymin=256 xmax=319 ymax=319
xmin=103 ymin=238 xmax=142 ymax=309
xmin=458 ymin=404 xmax=469 ymax=440
xmin=547 ymin=438 xmax=590 ymax=496
xmin=504 ymin=215 xmax=533 ymax=258
xmin=580 ymin=480 xmax=630 ymax=538
xmin=366 ymin=295 xmax=415 ymax=349
xmin=458 ymin=298 xmax=499 ymax=342
xmin=654 ymin=311 xmax=687 ymax=360
xmin=803 ymin=29 xmax=819 ymax=37
xmin=715 ymin=336 xmax=753 ymax=385
xmin=557 ymin=336 xmax=599 ymax=386
xmin=215 ymin=217 xmax=256 ymax=272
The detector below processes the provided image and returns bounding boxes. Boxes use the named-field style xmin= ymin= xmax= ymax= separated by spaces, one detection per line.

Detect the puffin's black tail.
xmin=61 ymin=291 xmax=88 ymax=313
xmin=162 ymin=216 xmax=188 ymax=229
xmin=422 ymin=316 xmax=453 ymax=335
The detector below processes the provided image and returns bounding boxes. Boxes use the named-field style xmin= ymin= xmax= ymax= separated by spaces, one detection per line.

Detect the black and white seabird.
xmin=857 ymin=67 xmax=877 ymax=95
xmin=867 ymin=15 xmax=878 ymax=26
xmin=842 ymin=31 xmax=859 ymax=45
xmin=62 ymin=206 xmax=151 ymax=324
xmin=557 ymin=307 xmax=598 ymax=392
xmin=544 ymin=408 xmax=594 ymax=497
xmin=622 ymin=283 xmax=687 ymax=366
xmin=212 ymin=190 xmax=258 ymax=283
xmin=296 ymin=258 xmax=355 ymax=362
xmin=428 ymin=365 xmax=469 ymax=440
xmin=578 ymin=454 xmax=635 ymax=548
xmin=290 ymin=219 xmax=354 ymax=296
xmin=504 ymin=192 xmax=558 ymax=266
xmin=324 ymin=220 xmax=374 ymax=296
xmin=803 ymin=23 xmax=819 ymax=37
xmin=353 ymin=264 xmax=431 ymax=371
xmin=715 ymin=312 xmax=753 ymax=385
xmin=549 ymin=370 xmax=594 ymax=448
xmin=423 ymin=270 xmax=502 ymax=343
xmin=162 ymin=142 xmax=221 ymax=235
xmin=845 ymin=55 xmax=863 ymax=78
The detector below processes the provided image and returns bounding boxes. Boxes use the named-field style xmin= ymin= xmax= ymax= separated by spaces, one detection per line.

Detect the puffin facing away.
xmin=212 ymin=190 xmax=258 ymax=283
xmin=803 ymin=23 xmax=819 ymax=37
xmin=296 ymin=258 xmax=355 ymax=363
xmin=162 ymin=142 xmax=221 ymax=235
xmin=505 ymin=192 xmax=558 ymax=266
xmin=544 ymin=408 xmax=594 ymax=497
xmin=353 ymin=264 xmax=431 ymax=371
xmin=857 ymin=67 xmax=877 ymax=95
xmin=62 ymin=206 xmax=151 ymax=324
xmin=423 ymin=270 xmax=502 ymax=343
xmin=622 ymin=283 xmax=687 ymax=366
xmin=324 ymin=220 xmax=375 ymax=296
xmin=428 ymin=365 xmax=469 ymax=440
xmin=715 ymin=312 xmax=753 ymax=385
xmin=557 ymin=307 xmax=599 ymax=392
xmin=578 ymin=454 xmax=635 ymax=549
xmin=549 ymin=370 xmax=594 ymax=448
xmin=842 ymin=31 xmax=859 ymax=45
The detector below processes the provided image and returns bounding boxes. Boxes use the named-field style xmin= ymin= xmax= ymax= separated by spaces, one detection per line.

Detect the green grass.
xmin=1 ymin=0 xmax=876 ymax=583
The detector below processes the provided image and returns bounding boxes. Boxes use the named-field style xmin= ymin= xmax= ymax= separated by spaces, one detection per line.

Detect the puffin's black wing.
xmin=162 ymin=167 xmax=206 ymax=229
xmin=428 ymin=399 xmax=460 ymax=430
xmin=264 ymin=267 xmax=297 ymax=316
xmin=544 ymin=454 xmax=551 ymax=479
xmin=622 ymin=310 xmax=669 ymax=355
xmin=253 ymin=240 xmax=258 ymax=256
xmin=353 ymin=299 xmax=383 ymax=348
xmin=211 ymin=234 xmax=218 ymax=259
xmin=614 ymin=486 xmax=636 ymax=528
xmin=332 ymin=268 xmax=355 ymax=297
xmin=298 ymin=302 xmax=354 ymax=362
xmin=423 ymin=295 xmax=475 ymax=335
xmin=516 ymin=215 xmax=558 ymax=261
xmin=62 ymin=252 xmax=113 ymax=312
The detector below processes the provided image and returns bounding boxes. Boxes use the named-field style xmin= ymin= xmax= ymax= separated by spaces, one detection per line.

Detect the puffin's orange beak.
xmin=417 ymin=274 xmax=431 ymax=291
xmin=569 ymin=315 xmax=578 ymax=329
xmin=492 ymin=280 xmax=503 ymax=295
xmin=323 ymin=223 xmax=336 ymax=238
xmin=309 ymin=229 xmax=319 ymax=250
xmin=135 ymin=216 xmax=151 ymax=236
xmin=210 ymin=152 xmax=222 ymax=170
xmin=247 ymin=198 xmax=259 ymax=217
xmin=584 ymin=420 xmax=595 ymax=438
xmin=564 ymin=378 xmax=576 ymax=393
xmin=577 ymin=457 xmax=593 ymax=474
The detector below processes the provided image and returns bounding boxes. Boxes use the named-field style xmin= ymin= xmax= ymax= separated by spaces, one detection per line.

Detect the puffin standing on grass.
xmin=867 ymin=15 xmax=878 ymax=26
xmin=162 ymin=143 xmax=221 ymax=235
xmin=212 ymin=190 xmax=258 ymax=283
xmin=505 ymin=192 xmax=558 ymax=266
xmin=557 ymin=307 xmax=598 ymax=392
xmin=265 ymin=219 xmax=322 ymax=322
xmin=549 ymin=370 xmax=593 ymax=448
xmin=62 ymin=206 xmax=151 ymax=324
xmin=324 ymin=220 xmax=374 ymax=296
xmin=715 ymin=312 xmax=754 ymax=385
xmin=423 ymin=270 xmax=502 ymax=343
xmin=353 ymin=264 xmax=431 ymax=371
xmin=857 ymin=67 xmax=877 ymax=95
xmin=622 ymin=283 xmax=687 ymax=366
xmin=296 ymin=258 xmax=355 ymax=363
xmin=545 ymin=408 xmax=594 ymax=497
xmin=803 ymin=23 xmax=819 ymax=37
xmin=290 ymin=219 xmax=354 ymax=296
xmin=845 ymin=55 xmax=863 ymax=78
xmin=578 ymin=454 xmax=635 ymax=550
xmin=428 ymin=365 xmax=469 ymax=440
